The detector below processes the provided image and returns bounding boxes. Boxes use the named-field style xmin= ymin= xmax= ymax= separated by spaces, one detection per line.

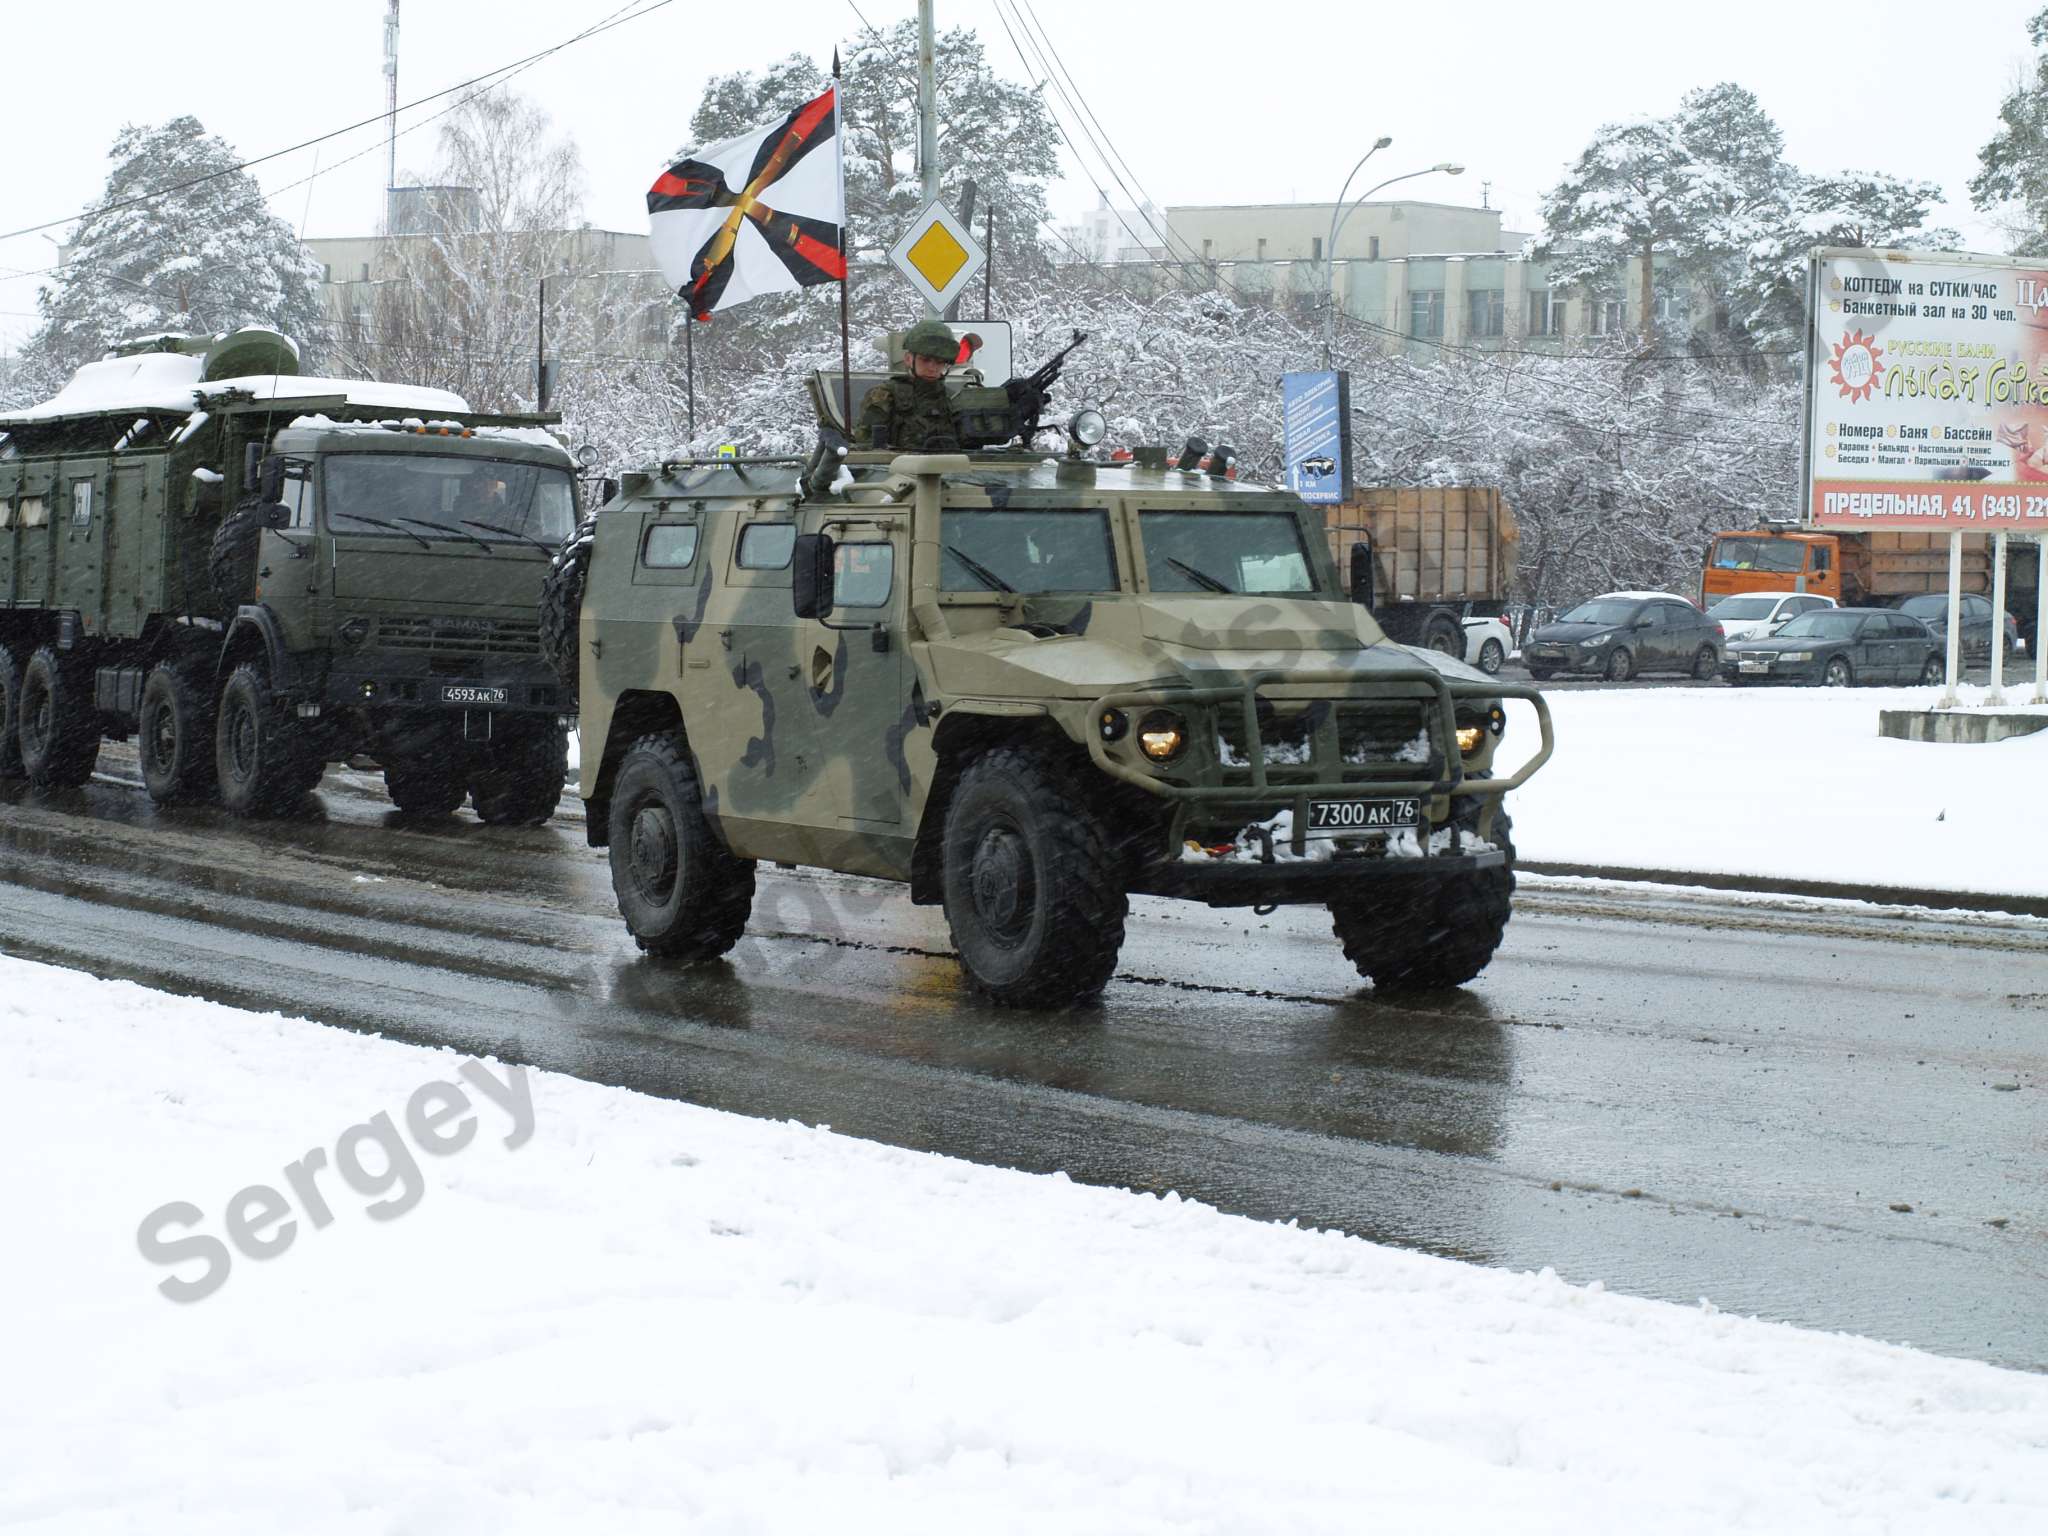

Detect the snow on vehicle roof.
xmin=1597 ymin=590 xmax=1696 ymax=603
xmin=284 ymin=414 xmax=564 ymax=450
xmin=1 ymin=350 xmax=470 ymax=422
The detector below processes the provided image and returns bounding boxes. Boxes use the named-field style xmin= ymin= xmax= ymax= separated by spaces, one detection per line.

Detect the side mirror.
xmin=1632 ymin=616 xmax=1654 ymax=629
xmin=597 ymin=476 xmax=620 ymax=507
xmin=792 ymin=531 xmax=836 ymax=620
xmin=258 ymin=455 xmax=285 ymax=504
xmin=1348 ymin=541 xmax=1376 ymax=610
xmin=262 ymin=503 xmax=293 ymax=530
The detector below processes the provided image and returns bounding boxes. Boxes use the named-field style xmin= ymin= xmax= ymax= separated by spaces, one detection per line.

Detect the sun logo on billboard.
xmin=1829 ymin=329 xmax=1884 ymax=402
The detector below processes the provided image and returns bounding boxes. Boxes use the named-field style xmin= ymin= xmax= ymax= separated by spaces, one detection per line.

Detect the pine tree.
xmin=21 ymin=115 xmax=327 ymax=392
xmin=1970 ymin=6 xmax=2048 ymax=254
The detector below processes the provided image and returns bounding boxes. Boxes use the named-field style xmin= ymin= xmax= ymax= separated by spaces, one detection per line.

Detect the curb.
xmin=1520 ymin=862 xmax=2048 ymax=921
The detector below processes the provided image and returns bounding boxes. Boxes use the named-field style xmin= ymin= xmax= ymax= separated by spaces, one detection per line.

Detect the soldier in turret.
xmin=858 ymin=318 xmax=971 ymax=451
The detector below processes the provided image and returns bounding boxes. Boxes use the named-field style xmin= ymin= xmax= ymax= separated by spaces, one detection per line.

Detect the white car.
xmin=1705 ymin=591 xmax=1836 ymax=643
xmin=1462 ymin=614 xmax=1513 ymax=675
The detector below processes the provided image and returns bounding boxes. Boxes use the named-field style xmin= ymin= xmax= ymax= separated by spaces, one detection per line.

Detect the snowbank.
xmin=4 ymin=956 xmax=2044 ymax=1534
xmin=1506 ymin=682 xmax=2048 ymax=897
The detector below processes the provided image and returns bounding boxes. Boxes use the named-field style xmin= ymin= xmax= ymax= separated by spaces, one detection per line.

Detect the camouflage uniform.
xmin=857 ymin=319 xmax=960 ymax=451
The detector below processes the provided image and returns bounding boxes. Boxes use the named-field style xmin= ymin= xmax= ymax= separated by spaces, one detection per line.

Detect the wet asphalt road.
xmin=2 ymin=750 xmax=2044 ymax=1372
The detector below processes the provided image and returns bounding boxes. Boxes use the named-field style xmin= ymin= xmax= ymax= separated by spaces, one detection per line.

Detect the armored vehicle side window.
xmin=834 ymin=542 xmax=895 ymax=608
xmin=279 ymin=462 xmax=315 ymax=530
xmin=737 ymin=523 xmax=796 ymax=569
xmin=641 ymin=524 xmax=699 ymax=568
xmin=1141 ymin=511 xmax=1315 ymax=595
xmin=20 ymin=496 xmax=47 ymax=528
xmin=939 ymin=508 xmax=1116 ymax=593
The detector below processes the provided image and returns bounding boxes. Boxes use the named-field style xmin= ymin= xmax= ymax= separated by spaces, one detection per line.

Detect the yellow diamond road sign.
xmin=888 ymin=199 xmax=986 ymax=312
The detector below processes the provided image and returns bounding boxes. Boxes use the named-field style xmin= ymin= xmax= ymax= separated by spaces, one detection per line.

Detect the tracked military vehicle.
xmin=550 ymin=326 xmax=1553 ymax=1007
xmin=0 ymin=330 xmax=576 ymax=821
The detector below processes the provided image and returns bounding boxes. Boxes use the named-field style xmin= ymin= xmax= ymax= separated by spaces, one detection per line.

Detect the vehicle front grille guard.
xmin=1084 ymin=667 xmax=1555 ymax=858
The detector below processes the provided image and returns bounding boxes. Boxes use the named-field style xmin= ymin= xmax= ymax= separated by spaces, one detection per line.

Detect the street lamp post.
xmin=1322 ymin=161 xmax=1466 ymax=367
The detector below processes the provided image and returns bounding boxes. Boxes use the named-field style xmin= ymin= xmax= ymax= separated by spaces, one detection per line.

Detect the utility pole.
xmin=917 ymin=0 xmax=941 ymax=316
xmin=383 ymin=1 xmax=400 ymax=226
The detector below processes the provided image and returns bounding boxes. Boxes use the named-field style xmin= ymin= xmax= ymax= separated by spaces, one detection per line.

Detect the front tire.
xmin=1822 ymin=656 xmax=1854 ymax=688
xmin=19 ymin=646 xmax=100 ymax=788
xmin=1477 ymin=638 xmax=1505 ymax=675
xmin=1691 ymin=645 xmax=1718 ymax=681
xmin=607 ymin=733 xmax=755 ymax=961
xmin=139 ymin=661 xmax=216 ymax=804
xmin=1330 ymin=805 xmax=1515 ymax=992
xmin=214 ymin=662 xmax=311 ymax=817
xmin=1604 ymin=647 xmax=1633 ymax=682
xmin=470 ymin=725 xmax=568 ymax=826
xmin=941 ymin=746 xmax=1127 ymax=1008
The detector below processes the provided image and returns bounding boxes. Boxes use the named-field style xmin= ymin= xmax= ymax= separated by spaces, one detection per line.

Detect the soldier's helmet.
xmin=901 ymin=318 xmax=959 ymax=363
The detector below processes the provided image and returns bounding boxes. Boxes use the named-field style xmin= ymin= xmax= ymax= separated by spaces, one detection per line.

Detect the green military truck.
xmin=0 ymin=329 xmax=576 ymax=821
xmin=549 ymin=340 xmax=1553 ymax=1007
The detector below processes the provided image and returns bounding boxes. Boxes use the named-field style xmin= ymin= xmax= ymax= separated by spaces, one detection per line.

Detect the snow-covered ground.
xmin=1506 ymin=682 xmax=2048 ymax=897
xmin=6 ymin=955 xmax=2045 ymax=1534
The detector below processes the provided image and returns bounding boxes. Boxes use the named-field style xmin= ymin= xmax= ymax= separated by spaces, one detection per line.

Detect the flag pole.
xmin=835 ymin=55 xmax=853 ymax=438
xmin=684 ymin=312 xmax=696 ymax=440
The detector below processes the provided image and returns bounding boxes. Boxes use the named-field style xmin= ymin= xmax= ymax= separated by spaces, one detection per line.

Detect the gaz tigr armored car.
xmin=0 ymin=330 xmax=576 ymax=821
xmin=553 ymin=350 xmax=1553 ymax=1008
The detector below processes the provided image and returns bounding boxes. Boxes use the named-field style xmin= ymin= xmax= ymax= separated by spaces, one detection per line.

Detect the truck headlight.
xmin=1137 ymin=710 xmax=1187 ymax=762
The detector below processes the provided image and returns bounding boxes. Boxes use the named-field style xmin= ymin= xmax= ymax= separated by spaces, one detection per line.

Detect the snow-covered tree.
xmin=1971 ymin=6 xmax=2048 ymax=254
xmin=19 ymin=115 xmax=326 ymax=393
xmin=689 ymin=23 xmax=1062 ymax=275
xmin=329 ymin=92 xmax=590 ymax=412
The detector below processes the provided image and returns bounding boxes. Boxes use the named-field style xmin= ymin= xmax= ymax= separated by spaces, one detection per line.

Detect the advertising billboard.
xmin=1804 ymin=247 xmax=2048 ymax=532
xmin=1282 ymin=370 xmax=1351 ymax=505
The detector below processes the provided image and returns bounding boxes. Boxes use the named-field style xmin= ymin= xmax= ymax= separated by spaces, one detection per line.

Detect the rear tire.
xmin=19 ymin=646 xmax=100 ymax=788
xmin=607 ymin=733 xmax=755 ymax=962
xmin=1477 ymin=638 xmax=1505 ymax=675
xmin=1330 ymin=805 xmax=1515 ymax=992
xmin=1422 ymin=613 xmax=1463 ymax=657
xmin=384 ymin=755 xmax=468 ymax=817
xmin=1691 ymin=644 xmax=1718 ymax=681
xmin=0 ymin=645 xmax=24 ymax=780
xmin=138 ymin=661 xmax=216 ymax=804
xmin=1919 ymin=655 xmax=1944 ymax=684
xmin=469 ymin=725 xmax=568 ymax=826
xmin=941 ymin=746 xmax=1127 ymax=1008
xmin=214 ymin=662 xmax=311 ymax=817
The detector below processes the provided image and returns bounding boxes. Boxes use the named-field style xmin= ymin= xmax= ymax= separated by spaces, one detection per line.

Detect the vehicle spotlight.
xmin=1175 ymin=435 xmax=1209 ymax=471
xmin=1207 ymin=442 xmax=1238 ymax=478
xmin=1068 ymin=408 xmax=1107 ymax=450
xmin=1137 ymin=709 xmax=1187 ymax=762
xmin=576 ymin=443 xmax=601 ymax=469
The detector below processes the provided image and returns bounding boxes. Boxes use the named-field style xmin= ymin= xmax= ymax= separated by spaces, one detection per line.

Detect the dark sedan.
xmin=1725 ymin=608 xmax=1943 ymax=687
xmin=1888 ymin=593 xmax=2022 ymax=661
xmin=1523 ymin=594 xmax=1724 ymax=681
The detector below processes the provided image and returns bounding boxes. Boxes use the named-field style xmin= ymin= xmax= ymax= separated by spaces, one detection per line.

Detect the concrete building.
xmin=1053 ymin=194 xmax=1170 ymax=265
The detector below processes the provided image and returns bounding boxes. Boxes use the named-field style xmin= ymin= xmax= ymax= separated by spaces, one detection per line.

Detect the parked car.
xmin=1705 ymin=590 xmax=1837 ymax=643
xmin=1522 ymin=593 xmax=1724 ymax=681
xmin=1462 ymin=613 xmax=1512 ymax=675
xmin=1886 ymin=592 xmax=2021 ymax=660
xmin=1724 ymin=607 xmax=1943 ymax=687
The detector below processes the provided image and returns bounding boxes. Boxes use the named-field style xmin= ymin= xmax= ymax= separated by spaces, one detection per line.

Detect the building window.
xmin=1528 ymin=290 xmax=1552 ymax=335
xmin=1409 ymin=289 xmax=1444 ymax=339
xmin=1311 ymin=236 xmax=1323 ymax=262
xmin=1591 ymin=298 xmax=1626 ymax=336
xmin=1467 ymin=289 xmax=1505 ymax=338
xmin=1654 ymin=288 xmax=1690 ymax=327
xmin=1202 ymin=238 xmax=1212 ymax=259
xmin=1369 ymin=236 xmax=1380 ymax=260
xmin=1256 ymin=237 xmax=1267 ymax=260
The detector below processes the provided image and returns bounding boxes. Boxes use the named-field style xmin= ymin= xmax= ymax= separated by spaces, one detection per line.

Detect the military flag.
xmin=648 ymin=83 xmax=846 ymax=321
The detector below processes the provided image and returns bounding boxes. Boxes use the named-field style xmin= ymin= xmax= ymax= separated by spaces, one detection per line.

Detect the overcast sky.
xmin=2 ymin=0 xmax=2041 ymax=352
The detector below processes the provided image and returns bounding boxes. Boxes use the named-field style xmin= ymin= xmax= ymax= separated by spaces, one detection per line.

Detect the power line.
xmin=0 ymin=0 xmax=675 ymax=246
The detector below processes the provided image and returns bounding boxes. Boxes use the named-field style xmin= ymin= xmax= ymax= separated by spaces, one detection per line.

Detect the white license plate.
xmin=1307 ymin=797 xmax=1421 ymax=835
xmin=1738 ymin=659 xmax=1770 ymax=673
xmin=442 ymin=685 xmax=508 ymax=704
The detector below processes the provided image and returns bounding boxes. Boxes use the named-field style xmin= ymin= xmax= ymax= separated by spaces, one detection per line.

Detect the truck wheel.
xmin=207 ymin=500 xmax=268 ymax=614
xmin=539 ymin=516 xmax=596 ymax=701
xmin=1330 ymin=805 xmax=1515 ymax=992
xmin=1604 ymin=647 xmax=1633 ymax=682
xmin=0 ymin=645 xmax=24 ymax=779
xmin=1422 ymin=612 xmax=1463 ymax=656
xmin=470 ymin=724 xmax=568 ymax=826
xmin=1477 ymin=638 xmax=1505 ymax=675
xmin=607 ymin=732 xmax=755 ymax=961
xmin=384 ymin=755 xmax=467 ymax=817
xmin=214 ymin=662 xmax=311 ymax=816
xmin=941 ymin=746 xmax=1128 ymax=1008
xmin=138 ymin=661 xmax=216 ymax=804
xmin=19 ymin=646 xmax=101 ymax=788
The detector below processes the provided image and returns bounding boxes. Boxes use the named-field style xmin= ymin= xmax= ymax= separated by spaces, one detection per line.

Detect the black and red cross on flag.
xmin=647 ymin=83 xmax=846 ymax=322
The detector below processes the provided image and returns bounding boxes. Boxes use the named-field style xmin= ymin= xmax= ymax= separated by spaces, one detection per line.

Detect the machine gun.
xmin=1004 ymin=329 xmax=1089 ymax=439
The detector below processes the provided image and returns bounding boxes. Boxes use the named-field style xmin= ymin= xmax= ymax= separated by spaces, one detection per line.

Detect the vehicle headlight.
xmin=1577 ymin=634 xmax=1606 ymax=649
xmin=1780 ymin=650 xmax=1813 ymax=662
xmin=1098 ymin=707 xmax=1129 ymax=742
xmin=1137 ymin=710 xmax=1187 ymax=762
xmin=1455 ymin=726 xmax=1484 ymax=754
xmin=1454 ymin=706 xmax=1506 ymax=756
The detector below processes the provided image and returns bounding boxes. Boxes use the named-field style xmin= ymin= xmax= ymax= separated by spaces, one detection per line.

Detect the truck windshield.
xmin=1711 ymin=537 xmax=1808 ymax=572
xmin=323 ymin=454 xmax=576 ymax=546
xmin=1141 ymin=511 xmax=1316 ymax=594
xmin=939 ymin=507 xmax=1117 ymax=593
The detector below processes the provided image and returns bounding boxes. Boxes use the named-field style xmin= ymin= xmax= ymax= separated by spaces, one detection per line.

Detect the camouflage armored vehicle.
xmin=0 ymin=330 xmax=576 ymax=821
xmin=550 ymin=331 xmax=1553 ymax=1007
